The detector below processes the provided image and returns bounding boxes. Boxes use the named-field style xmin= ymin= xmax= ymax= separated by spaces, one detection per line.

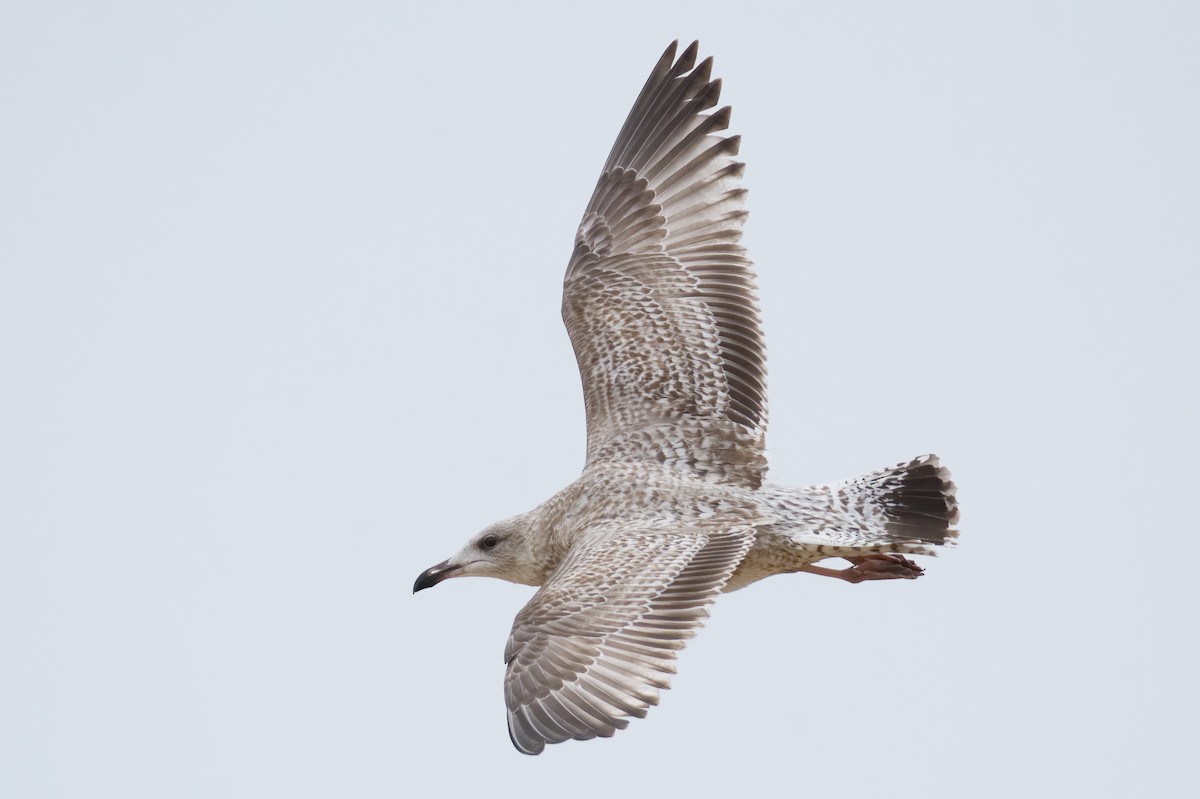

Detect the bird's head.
xmin=413 ymin=517 xmax=537 ymax=592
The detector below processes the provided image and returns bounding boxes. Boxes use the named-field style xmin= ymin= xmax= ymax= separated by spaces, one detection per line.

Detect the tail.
xmin=832 ymin=454 xmax=960 ymax=551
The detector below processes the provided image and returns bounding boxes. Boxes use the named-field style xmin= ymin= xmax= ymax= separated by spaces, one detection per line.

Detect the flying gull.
xmin=414 ymin=41 xmax=959 ymax=755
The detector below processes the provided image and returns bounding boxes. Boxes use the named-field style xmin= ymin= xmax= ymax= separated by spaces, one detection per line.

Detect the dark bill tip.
xmin=413 ymin=559 xmax=456 ymax=593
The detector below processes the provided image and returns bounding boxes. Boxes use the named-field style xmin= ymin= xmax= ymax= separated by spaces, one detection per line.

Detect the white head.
xmin=413 ymin=516 xmax=538 ymax=592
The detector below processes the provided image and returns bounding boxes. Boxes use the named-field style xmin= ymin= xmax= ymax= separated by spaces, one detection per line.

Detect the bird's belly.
xmin=723 ymin=528 xmax=824 ymax=592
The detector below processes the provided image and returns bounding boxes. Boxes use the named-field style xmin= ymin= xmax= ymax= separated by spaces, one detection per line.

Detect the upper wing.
xmin=564 ymin=41 xmax=768 ymax=487
xmin=503 ymin=523 xmax=754 ymax=755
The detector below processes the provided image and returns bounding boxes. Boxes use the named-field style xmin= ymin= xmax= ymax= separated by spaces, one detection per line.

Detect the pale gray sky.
xmin=3 ymin=1 xmax=1198 ymax=796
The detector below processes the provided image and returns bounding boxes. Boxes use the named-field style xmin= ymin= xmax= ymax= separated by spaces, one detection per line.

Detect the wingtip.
xmin=509 ymin=723 xmax=544 ymax=756
xmin=678 ymin=40 xmax=700 ymax=71
xmin=699 ymin=78 xmax=723 ymax=110
xmin=708 ymin=103 xmax=733 ymax=132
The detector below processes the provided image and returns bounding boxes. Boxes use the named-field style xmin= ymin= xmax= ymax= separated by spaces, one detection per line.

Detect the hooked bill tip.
xmin=413 ymin=559 xmax=454 ymax=593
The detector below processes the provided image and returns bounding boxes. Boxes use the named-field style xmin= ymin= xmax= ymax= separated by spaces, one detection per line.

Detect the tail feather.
xmin=838 ymin=454 xmax=959 ymax=548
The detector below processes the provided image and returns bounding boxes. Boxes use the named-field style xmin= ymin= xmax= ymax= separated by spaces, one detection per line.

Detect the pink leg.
xmin=799 ymin=553 xmax=924 ymax=584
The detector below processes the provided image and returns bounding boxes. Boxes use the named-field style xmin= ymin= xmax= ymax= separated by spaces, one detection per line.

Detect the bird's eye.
xmin=481 ymin=535 xmax=499 ymax=549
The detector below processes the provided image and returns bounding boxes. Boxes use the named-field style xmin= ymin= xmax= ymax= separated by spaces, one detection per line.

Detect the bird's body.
xmin=477 ymin=456 xmax=953 ymax=593
xmin=414 ymin=41 xmax=959 ymax=755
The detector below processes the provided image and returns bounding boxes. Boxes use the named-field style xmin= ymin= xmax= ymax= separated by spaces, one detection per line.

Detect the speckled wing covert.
xmin=504 ymin=524 xmax=754 ymax=755
xmin=563 ymin=41 xmax=767 ymax=488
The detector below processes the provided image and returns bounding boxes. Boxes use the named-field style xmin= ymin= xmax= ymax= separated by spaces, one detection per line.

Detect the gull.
xmin=413 ymin=41 xmax=959 ymax=755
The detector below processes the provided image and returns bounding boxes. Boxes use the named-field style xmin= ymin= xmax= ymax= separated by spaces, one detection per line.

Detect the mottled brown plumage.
xmin=413 ymin=42 xmax=959 ymax=756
